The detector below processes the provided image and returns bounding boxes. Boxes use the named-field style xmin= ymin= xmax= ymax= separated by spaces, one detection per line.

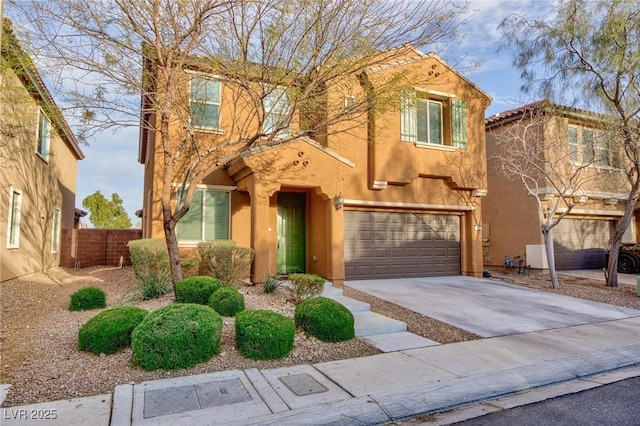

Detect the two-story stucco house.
xmin=484 ymin=101 xmax=633 ymax=271
xmin=1 ymin=19 xmax=85 ymax=282
xmin=139 ymin=46 xmax=491 ymax=284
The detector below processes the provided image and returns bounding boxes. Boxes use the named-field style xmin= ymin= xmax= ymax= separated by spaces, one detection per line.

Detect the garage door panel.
xmin=356 ymin=247 xmax=373 ymax=257
xmin=553 ymin=219 xmax=612 ymax=270
xmin=374 ymin=231 xmax=388 ymax=241
xmin=345 ymin=211 xmax=460 ymax=279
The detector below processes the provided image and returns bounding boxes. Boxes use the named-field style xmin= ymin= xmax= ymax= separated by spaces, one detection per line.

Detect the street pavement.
xmin=450 ymin=376 xmax=640 ymax=426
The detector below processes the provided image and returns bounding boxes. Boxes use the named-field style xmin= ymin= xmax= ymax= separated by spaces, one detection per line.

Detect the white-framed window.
xmin=568 ymin=125 xmax=610 ymax=166
xmin=6 ymin=187 xmax=23 ymax=249
xmin=263 ymin=87 xmax=290 ymax=138
xmin=344 ymin=94 xmax=357 ymax=112
xmin=51 ymin=207 xmax=61 ymax=253
xmin=401 ymin=91 xmax=467 ymax=148
xmin=177 ymin=187 xmax=231 ymax=244
xmin=36 ymin=108 xmax=51 ymax=159
xmin=190 ymin=76 xmax=221 ymax=129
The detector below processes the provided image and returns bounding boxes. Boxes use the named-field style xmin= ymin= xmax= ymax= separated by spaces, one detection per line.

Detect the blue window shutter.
xmin=400 ymin=92 xmax=417 ymax=142
xmin=452 ymin=100 xmax=467 ymax=148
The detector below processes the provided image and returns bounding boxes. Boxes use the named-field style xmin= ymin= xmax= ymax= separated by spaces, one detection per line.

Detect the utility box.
xmin=526 ymin=245 xmax=549 ymax=269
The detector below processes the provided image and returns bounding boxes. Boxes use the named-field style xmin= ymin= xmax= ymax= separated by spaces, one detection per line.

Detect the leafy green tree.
xmin=82 ymin=191 xmax=132 ymax=229
xmin=501 ymin=0 xmax=640 ymax=287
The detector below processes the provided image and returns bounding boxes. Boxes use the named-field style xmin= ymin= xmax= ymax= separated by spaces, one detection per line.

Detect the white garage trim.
xmin=344 ymin=199 xmax=474 ymax=211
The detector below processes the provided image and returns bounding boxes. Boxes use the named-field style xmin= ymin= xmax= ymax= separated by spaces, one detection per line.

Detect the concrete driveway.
xmin=346 ymin=276 xmax=640 ymax=338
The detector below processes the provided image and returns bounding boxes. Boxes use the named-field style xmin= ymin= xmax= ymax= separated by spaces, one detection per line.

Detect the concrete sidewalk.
xmin=114 ymin=317 xmax=640 ymax=425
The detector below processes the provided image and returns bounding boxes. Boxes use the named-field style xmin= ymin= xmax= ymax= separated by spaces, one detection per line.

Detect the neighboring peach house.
xmin=1 ymin=19 xmax=85 ymax=282
xmin=139 ymin=46 xmax=491 ymax=284
xmin=484 ymin=101 xmax=634 ymax=271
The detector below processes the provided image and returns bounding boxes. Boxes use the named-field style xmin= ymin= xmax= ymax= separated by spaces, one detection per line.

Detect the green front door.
xmin=277 ymin=192 xmax=306 ymax=274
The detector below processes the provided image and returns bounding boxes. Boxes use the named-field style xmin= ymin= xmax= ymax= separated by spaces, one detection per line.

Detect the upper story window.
xmin=190 ymin=76 xmax=221 ymax=130
xmin=263 ymin=87 xmax=290 ymax=138
xmin=568 ymin=125 xmax=610 ymax=167
xmin=36 ymin=109 xmax=51 ymax=159
xmin=401 ymin=91 xmax=467 ymax=148
xmin=177 ymin=187 xmax=230 ymax=244
xmin=344 ymin=95 xmax=357 ymax=112
xmin=7 ymin=187 xmax=23 ymax=249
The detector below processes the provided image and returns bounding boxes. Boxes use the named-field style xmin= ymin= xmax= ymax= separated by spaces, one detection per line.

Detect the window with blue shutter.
xmin=400 ymin=89 xmax=474 ymax=149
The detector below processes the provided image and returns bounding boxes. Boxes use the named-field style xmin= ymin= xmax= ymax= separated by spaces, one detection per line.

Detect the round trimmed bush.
xmin=294 ymin=297 xmax=354 ymax=342
xmin=78 ymin=306 xmax=148 ymax=355
xmin=131 ymin=304 xmax=222 ymax=371
xmin=69 ymin=286 xmax=107 ymax=311
xmin=208 ymin=287 xmax=245 ymax=317
xmin=235 ymin=310 xmax=295 ymax=360
xmin=175 ymin=276 xmax=222 ymax=305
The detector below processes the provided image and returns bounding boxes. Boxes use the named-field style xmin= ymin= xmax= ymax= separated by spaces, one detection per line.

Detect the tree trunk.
xmin=163 ymin=213 xmax=183 ymax=297
xmin=543 ymin=228 xmax=560 ymax=290
xmin=606 ymin=242 xmax=620 ymax=288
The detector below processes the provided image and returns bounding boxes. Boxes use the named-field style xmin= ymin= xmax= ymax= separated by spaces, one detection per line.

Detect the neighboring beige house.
xmin=484 ymin=101 xmax=633 ymax=271
xmin=1 ymin=19 xmax=85 ymax=282
xmin=139 ymin=46 xmax=491 ymax=284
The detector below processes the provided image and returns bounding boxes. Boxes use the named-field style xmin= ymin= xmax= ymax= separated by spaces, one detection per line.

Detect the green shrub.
xmin=69 ymin=286 xmax=107 ymax=311
xmin=78 ymin=306 xmax=148 ymax=355
xmin=180 ymin=257 xmax=200 ymax=278
xmin=235 ymin=310 xmax=295 ymax=360
xmin=127 ymin=238 xmax=173 ymax=300
xmin=131 ymin=304 xmax=222 ymax=371
xmin=175 ymin=276 xmax=222 ymax=305
xmin=263 ymin=274 xmax=282 ymax=294
xmin=128 ymin=266 xmax=173 ymax=302
xmin=294 ymin=297 xmax=354 ymax=342
xmin=128 ymin=238 xmax=167 ymax=276
xmin=288 ymin=274 xmax=326 ymax=305
xmin=208 ymin=286 xmax=245 ymax=317
xmin=197 ymin=241 xmax=254 ymax=286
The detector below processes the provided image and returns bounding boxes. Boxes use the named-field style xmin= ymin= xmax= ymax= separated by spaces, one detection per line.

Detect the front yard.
xmin=1 ymin=265 xmax=637 ymax=407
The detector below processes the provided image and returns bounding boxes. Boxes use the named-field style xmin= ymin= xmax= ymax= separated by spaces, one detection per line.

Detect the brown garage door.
xmin=553 ymin=219 xmax=613 ymax=270
xmin=344 ymin=211 xmax=460 ymax=280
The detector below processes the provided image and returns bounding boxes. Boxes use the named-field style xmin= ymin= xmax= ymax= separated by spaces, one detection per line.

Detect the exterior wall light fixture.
xmin=333 ymin=193 xmax=345 ymax=210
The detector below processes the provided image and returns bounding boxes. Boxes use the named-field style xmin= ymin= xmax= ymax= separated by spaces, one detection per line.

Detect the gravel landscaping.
xmin=1 ymin=265 xmax=638 ymax=407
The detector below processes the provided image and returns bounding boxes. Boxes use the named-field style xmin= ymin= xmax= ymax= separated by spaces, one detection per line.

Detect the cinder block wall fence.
xmin=60 ymin=229 xmax=142 ymax=268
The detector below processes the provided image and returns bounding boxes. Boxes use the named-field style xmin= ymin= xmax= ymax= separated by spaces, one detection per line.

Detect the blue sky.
xmin=22 ymin=0 xmax=556 ymax=226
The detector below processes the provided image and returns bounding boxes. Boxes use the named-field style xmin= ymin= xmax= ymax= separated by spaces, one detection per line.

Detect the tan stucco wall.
xmin=1 ymin=67 xmax=80 ymax=281
xmin=484 ymin=129 xmax=543 ymax=266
